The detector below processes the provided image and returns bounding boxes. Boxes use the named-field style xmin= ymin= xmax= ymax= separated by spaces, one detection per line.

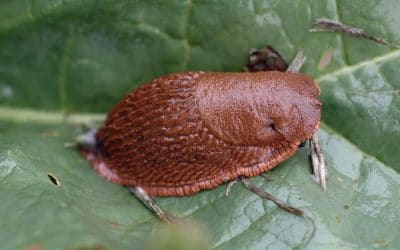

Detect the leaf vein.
xmin=317 ymin=49 xmax=400 ymax=82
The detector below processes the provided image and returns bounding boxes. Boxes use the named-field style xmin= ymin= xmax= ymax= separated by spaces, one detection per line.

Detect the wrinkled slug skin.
xmin=83 ymin=71 xmax=321 ymax=197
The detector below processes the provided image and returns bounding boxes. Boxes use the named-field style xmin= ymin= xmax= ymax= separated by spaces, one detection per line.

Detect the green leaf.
xmin=1 ymin=1 xmax=400 ymax=249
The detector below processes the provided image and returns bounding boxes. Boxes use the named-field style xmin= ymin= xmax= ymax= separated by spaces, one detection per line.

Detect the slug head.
xmin=197 ymin=72 xmax=321 ymax=147
xmin=260 ymin=73 xmax=321 ymax=144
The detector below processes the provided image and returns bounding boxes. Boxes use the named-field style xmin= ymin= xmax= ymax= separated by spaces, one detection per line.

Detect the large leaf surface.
xmin=1 ymin=1 xmax=399 ymax=249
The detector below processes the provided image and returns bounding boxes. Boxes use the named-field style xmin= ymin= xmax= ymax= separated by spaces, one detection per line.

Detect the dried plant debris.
xmin=241 ymin=178 xmax=316 ymax=241
xmin=286 ymin=50 xmax=307 ymax=73
xmin=224 ymin=176 xmax=316 ymax=243
xmin=310 ymin=18 xmax=400 ymax=48
xmin=310 ymin=134 xmax=327 ymax=190
xmin=128 ymin=187 xmax=176 ymax=223
xmin=245 ymin=45 xmax=288 ymax=72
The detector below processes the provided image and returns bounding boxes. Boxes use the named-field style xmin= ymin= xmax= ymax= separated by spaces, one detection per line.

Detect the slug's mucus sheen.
xmin=82 ymin=71 xmax=321 ymax=197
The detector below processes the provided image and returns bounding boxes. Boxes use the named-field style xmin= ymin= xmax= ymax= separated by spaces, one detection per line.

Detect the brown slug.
xmin=81 ymin=71 xmax=321 ymax=197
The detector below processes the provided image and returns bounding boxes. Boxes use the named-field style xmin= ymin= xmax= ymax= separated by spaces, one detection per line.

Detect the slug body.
xmin=83 ymin=71 xmax=321 ymax=196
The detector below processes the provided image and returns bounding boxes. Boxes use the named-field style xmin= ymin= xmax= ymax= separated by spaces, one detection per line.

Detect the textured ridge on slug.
xmin=82 ymin=71 xmax=321 ymax=197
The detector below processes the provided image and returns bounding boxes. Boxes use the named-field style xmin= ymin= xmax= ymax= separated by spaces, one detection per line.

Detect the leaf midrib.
xmin=0 ymin=107 xmax=104 ymax=125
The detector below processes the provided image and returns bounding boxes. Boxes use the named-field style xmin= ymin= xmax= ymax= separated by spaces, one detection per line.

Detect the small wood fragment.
xmin=128 ymin=187 xmax=175 ymax=223
xmin=310 ymin=18 xmax=400 ymax=48
xmin=286 ymin=51 xmax=307 ymax=73
xmin=310 ymin=134 xmax=327 ymax=190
